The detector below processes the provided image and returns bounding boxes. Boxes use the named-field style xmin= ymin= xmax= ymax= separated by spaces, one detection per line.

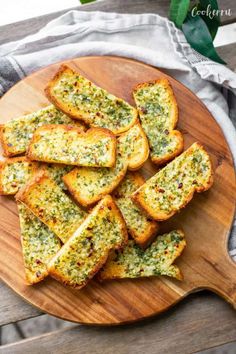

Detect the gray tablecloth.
xmin=0 ymin=11 xmax=235 ymax=258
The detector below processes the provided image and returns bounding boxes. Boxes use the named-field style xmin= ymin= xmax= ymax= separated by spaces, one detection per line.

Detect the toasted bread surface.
xmin=17 ymin=202 xmax=61 ymax=284
xmin=27 ymin=125 xmax=116 ymax=167
xmin=0 ymin=157 xmax=38 ymax=195
xmin=132 ymin=142 xmax=214 ymax=221
xmin=118 ymin=122 xmax=149 ymax=170
xmin=133 ymin=79 xmax=183 ymax=165
xmin=63 ymin=142 xmax=128 ymax=207
xmin=47 ymin=195 xmax=128 ymax=289
xmin=0 ymin=105 xmax=84 ymax=157
xmin=99 ymin=230 xmax=186 ymax=281
xmin=40 ymin=163 xmax=73 ymax=190
xmin=113 ymin=172 xmax=159 ymax=248
xmin=16 ymin=172 xmax=87 ymax=243
xmin=45 ymin=65 xmax=138 ymax=135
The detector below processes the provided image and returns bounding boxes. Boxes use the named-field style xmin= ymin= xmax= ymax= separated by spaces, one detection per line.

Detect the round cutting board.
xmin=0 ymin=56 xmax=236 ymax=324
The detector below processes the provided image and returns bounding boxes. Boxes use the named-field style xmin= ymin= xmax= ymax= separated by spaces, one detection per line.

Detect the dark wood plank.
xmin=0 ymin=0 xmax=235 ymax=45
xmin=217 ymin=43 xmax=236 ymax=71
xmin=0 ymin=283 xmax=41 ymax=326
xmin=1 ymin=293 xmax=236 ymax=354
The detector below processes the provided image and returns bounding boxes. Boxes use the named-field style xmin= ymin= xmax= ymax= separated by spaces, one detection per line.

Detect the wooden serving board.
xmin=0 ymin=56 xmax=235 ymax=325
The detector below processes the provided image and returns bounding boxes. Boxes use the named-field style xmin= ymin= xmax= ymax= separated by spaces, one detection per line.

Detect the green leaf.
xmin=169 ymin=0 xmax=190 ymax=28
xmin=80 ymin=0 xmax=96 ymax=4
xmin=198 ymin=0 xmax=220 ymax=40
xmin=182 ymin=13 xmax=226 ymax=64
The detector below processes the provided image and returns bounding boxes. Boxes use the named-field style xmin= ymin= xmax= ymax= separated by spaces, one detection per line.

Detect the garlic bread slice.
xmin=17 ymin=202 xmax=61 ymax=284
xmin=118 ymin=122 xmax=149 ymax=171
xmin=40 ymin=164 xmax=73 ymax=190
xmin=132 ymin=143 xmax=213 ymax=221
xmin=0 ymin=105 xmax=84 ymax=157
xmin=63 ymin=142 xmax=128 ymax=207
xmin=0 ymin=157 xmax=38 ymax=195
xmin=133 ymin=79 xmax=183 ymax=165
xmin=45 ymin=65 xmax=138 ymax=135
xmin=27 ymin=125 xmax=116 ymax=168
xmin=113 ymin=172 xmax=159 ymax=248
xmin=47 ymin=195 xmax=128 ymax=289
xmin=16 ymin=172 xmax=87 ymax=243
xmin=99 ymin=230 xmax=186 ymax=281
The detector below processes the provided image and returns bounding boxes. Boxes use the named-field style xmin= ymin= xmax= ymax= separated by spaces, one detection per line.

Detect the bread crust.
xmin=118 ymin=122 xmax=149 ymax=171
xmin=47 ymin=195 xmax=128 ymax=289
xmin=133 ymin=78 xmax=184 ymax=165
xmin=132 ymin=142 xmax=214 ymax=221
xmin=113 ymin=172 xmax=159 ymax=248
xmin=0 ymin=105 xmax=85 ymax=157
xmin=16 ymin=171 xmax=86 ymax=243
xmin=98 ymin=229 xmax=186 ymax=281
xmin=0 ymin=124 xmax=13 ymax=157
xmin=0 ymin=156 xmax=38 ymax=195
xmin=27 ymin=124 xmax=117 ymax=168
xmin=63 ymin=160 xmax=127 ymax=207
xmin=45 ymin=65 xmax=138 ymax=135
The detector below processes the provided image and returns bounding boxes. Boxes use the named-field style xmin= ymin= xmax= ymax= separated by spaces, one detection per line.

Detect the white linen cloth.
xmin=0 ymin=10 xmax=235 ymax=257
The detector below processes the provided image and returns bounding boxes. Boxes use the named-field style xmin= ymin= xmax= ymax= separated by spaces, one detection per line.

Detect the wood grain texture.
xmin=217 ymin=43 xmax=236 ymax=72
xmin=0 ymin=56 xmax=235 ymax=324
xmin=1 ymin=293 xmax=236 ymax=354
xmin=0 ymin=283 xmax=41 ymax=326
xmin=0 ymin=0 xmax=235 ymax=45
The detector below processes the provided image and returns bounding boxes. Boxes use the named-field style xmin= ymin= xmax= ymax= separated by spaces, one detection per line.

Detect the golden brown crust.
xmin=15 ymin=170 xmax=46 ymax=202
xmin=98 ymin=229 xmax=186 ymax=281
xmin=118 ymin=122 xmax=149 ymax=171
xmin=63 ymin=163 xmax=127 ymax=207
xmin=48 ymin=195 xmax=128 ymax=289
xmin=25 ymin=268 xmax=48 ymax=285
xmin=113 ymin=171 xmax=159 ymax=248
xmin=0 ymin=157 xmax=39 ymax=195
xmin=151 ymin=130 xmax=184 ymax=165
xmin=132 ymin=143 xmax=214 ymax=221
xmin=133 ymin=78 xmax=184 ymax=166
xmin=27 ymin=124 xmax=117 ymax=168
xmin=45 ymin=65 xmax=138 ymax=135
xmin=0 ymin=124 xmax=12 ymax=157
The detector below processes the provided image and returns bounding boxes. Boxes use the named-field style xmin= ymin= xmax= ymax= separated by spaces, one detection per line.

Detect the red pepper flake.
xmin=178 ymin=183 xmax=183 ymax=189
xmin=158 ymin=188 xmax=165 ymax=193
xmin=141 ymin=107 xmax=147 ymax=114
xmin=192 ymin=180 xmax=197 ymax=185
xmin=164 ymin=129 xmax=169 ymax=135
xmin=35 ymin=259 xmax=42 ymax=265
xmin=36 ymin=271 xmax=41 ymax=278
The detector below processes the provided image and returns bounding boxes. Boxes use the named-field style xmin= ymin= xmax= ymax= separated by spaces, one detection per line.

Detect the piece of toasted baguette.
xmin=99 ymin=230 xmax=186 ymax=281
xmin=47 ymin=195 xmax=128 ymax=289
xmin=132 ymin=142 xmax=213 ymax=221
xmin=118 ymin=122 xmax=149 ymax=170
xmin=133 ymin=78 xmax=183 ymax=165
xmin=16 ymin=172 xmax=87 ymax=243
xmin=63 ymin=141 xmax=128 ymax=207
xmin=17 ymin=202 xmax=61 ymax=284
xmin=113 ymin=172 xmax=159 ymax=248
xmin=27 ymin=125 xmax=116 ymax=167
xmin=40 ymin=163 xmax=73 ymax=190
xmin=0 ymin=157 xmax=38 ymax=195
xmin=0 ymin=105 xmax=85 ymax=157
xmin=45 ymin=65 xmax=138 ymax=135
